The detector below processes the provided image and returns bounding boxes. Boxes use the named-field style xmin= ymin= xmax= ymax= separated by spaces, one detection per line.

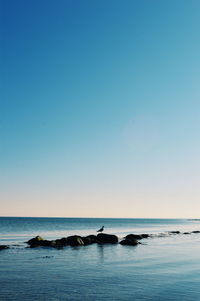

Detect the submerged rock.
xmin=155 ymin=233 xmax=168 ymax=237
xmin=0 ymin=245 xmax=9 ymax=250
xmin=97 ymin=233 xmax=118 ymax=244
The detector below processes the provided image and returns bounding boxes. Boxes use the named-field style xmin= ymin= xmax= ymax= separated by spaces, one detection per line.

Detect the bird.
xmin=97 ymin=226 xmax=104 ymax=233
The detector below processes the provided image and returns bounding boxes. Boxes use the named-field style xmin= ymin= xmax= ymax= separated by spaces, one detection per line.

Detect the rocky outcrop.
xmin=26 ymin=228 xmax=200 ymax=250
xmin=26 ymin=234 xmax=119 ymax=248
xmin=27 ymin=235 xmax=84 ymax=248
xmin=26 ymin=232 xmax=150 ymax=249
xmin=27 ymin=235 xmax=86 ymax=248
xmin=97 ymin=233 xmax=118 ymax=244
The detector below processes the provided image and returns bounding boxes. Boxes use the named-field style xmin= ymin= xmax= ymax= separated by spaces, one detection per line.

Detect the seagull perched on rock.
xmin=97 ymin=226 xmax=104 ymax=233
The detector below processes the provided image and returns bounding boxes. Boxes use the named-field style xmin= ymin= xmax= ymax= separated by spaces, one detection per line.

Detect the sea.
xmin=1 ymin=217 xmax=200 ymax=301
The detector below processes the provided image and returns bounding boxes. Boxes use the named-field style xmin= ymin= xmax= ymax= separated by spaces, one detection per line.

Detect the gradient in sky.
xmin=1 ymin=0 xmax=200 ymax=218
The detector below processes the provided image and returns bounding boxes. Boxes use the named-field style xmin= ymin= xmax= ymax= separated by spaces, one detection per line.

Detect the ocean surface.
xmin=1 ymin=217 xmax=200 ymax=300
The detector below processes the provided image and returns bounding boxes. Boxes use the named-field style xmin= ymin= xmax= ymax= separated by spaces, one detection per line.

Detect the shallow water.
xmin=1 ymin=217 xmax=200 ymax=300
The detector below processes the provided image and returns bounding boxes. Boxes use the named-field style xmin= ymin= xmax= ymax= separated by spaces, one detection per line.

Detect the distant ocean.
xmin=1 ymin=217 xmax=200 ymax=300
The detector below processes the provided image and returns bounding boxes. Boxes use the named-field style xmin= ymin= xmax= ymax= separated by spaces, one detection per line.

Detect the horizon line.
xmin=0 ymin=215 xmax=192 ymax=219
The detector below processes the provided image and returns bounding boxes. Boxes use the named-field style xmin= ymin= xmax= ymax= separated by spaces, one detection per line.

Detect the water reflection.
xmin=97 ymin=244 xmax=105 ymax=262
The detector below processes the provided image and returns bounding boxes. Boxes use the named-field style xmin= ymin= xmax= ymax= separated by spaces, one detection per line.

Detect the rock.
xmin=40 ymin=240 xmax=56 ymax=247
xmin=120 ymin=239 xmax=139 ymax=246
xmin=125 ymin=234 xmax=142 ymax=240
xmin=125 ymin=234 xmax=149 ymax=240
xmin=0 ymin=245 xmax=9 ymax=250
xmin=26 ymin=235 xmax=85 ymax=248
xmin=66 ymin=235 xmax=84 ymax=246
xmin=82 ymin=235 xmax=98 ymax=245
xmin=183 ymin=232 xmax=190 ymax=235
xmin=54 ymin=237 xmax=68 ymax=247
xmin=27 ymin=236 xmax=45 ymax=247
xmin=141 ymin=234 xmax=149 ymax=238
xmin=169 ymin=231 xmax=180 ymax=234
xmin=86 ymin=234 xmax=98 ymax=241
xmin=192 ymin=231 xmax=200 ymax=234
xmin=97 ymin=233 xmax=118 ymax=244
xmin=27 ymin=236 xmax=58 ymax=248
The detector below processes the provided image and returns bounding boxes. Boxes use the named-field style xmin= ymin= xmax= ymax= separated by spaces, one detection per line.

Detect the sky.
xmin=1 ymin=0 xmax=200 ymax=218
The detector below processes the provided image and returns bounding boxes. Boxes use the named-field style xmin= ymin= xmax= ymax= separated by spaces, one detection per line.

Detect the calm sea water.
xmin=1 ymin=217 xmax=200 ymax=300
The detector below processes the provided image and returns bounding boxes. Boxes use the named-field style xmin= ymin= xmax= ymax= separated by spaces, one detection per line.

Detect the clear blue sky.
xmin=1 ymin=0 xmax=200 ymax=217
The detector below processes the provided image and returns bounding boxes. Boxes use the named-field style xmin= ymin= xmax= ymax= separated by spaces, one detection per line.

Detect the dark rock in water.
xmin=125 ymin=233 xmax=149 ymax=240
xmin=0 ymin=245 xmax=9 ymax=250
xmin=169 ymin=231 xmax=180 ymax=234
xmin=27 ymin=236 xmax=45 ymax=247
xmin=81 ymin=237 xmax=91 ymax=245
xmin=97 ymin=233 xmax=118 ymax=244
xmin=192 ymin=231 xmax=200 ymax=234
xmin=66 ymin=235 xmax=84 ymax=246
xmin=40 ymin=240 xmax=56 ymax=247
xmin=26 ymin=235 xmax=85 ymax=248
xmin=183 ymin=232 xmax=190 ymax=235
xmin=141 ymin=234 xmax=149 ymax=238
xmin=120 ymin=239 xmax=139 ymax=246
xmin=54 ymin=237 xmax=68 ymax=247
xmin=125 ymin=234 xmax=143 ymax=240
xmin=82 ymin=235 xmax=98 ymax=245
xmin=86 ymin=235 xmax=98 ymax=242
xmin=27 ymin=236 xmax=57 ymax=248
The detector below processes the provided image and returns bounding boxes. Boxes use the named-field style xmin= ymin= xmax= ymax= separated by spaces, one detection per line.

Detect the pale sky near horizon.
xmin=1 ymin=0 xmax=200 ymax=218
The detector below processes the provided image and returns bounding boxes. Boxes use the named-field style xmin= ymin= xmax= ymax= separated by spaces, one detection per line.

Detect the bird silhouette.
xmin=97 ymin=226 xmax=104 ymax=233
